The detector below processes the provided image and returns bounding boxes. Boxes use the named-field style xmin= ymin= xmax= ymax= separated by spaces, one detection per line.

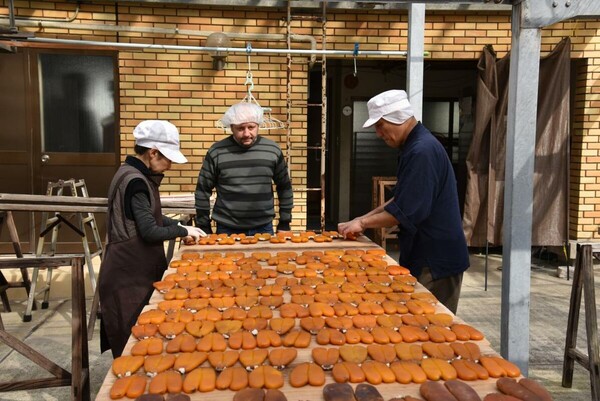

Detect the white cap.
xmin=221 ymin=102 xmax=264 ymax=126
xmin=362 ymin=89 xmax=415 ymax=128
xmin=133 ymin=120 xmax=187 ymax=163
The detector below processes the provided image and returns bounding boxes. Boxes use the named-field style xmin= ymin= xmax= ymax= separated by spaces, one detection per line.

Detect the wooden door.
xmin=0 ymin=48 xmax=120 ymax=252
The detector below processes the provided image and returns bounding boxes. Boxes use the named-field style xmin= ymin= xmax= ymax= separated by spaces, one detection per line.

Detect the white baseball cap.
xmin=133 ymin=120 xmax=188 ymax=164
xmin=362 ymin=89 xmax=415 ymax=128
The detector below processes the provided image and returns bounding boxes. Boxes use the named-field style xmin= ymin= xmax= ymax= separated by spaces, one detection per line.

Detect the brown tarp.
xmin=463 ymin=38 xmax=570 ymax=247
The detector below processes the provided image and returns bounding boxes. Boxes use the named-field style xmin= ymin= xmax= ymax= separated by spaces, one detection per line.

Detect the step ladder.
xmin=23 ymin=179 xmax=103 ymax=322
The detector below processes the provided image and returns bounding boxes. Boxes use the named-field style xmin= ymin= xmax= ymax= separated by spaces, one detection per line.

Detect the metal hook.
xmin=245 ymin=43 xmax=254 ymax=94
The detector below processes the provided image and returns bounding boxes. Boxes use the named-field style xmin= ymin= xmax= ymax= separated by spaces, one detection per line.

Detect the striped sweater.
xmin=195 ymin=135 xmax=293 ymax=230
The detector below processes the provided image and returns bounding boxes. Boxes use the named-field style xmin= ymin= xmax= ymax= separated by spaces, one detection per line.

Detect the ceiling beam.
xmin=522 ymin=0 xmax=600 ymax=28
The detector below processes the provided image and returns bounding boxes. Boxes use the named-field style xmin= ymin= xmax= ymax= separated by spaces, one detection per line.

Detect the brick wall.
xmin=2 ymin=1 xmax=600 ymax=239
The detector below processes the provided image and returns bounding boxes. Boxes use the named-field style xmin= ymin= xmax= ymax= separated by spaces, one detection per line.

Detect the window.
xmin=39 ymin=54 xmax=115 ymax=153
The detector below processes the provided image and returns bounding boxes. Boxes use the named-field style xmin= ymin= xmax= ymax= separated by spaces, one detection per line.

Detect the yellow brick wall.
xmin=2 ymin=1 xmax=600 ymax=238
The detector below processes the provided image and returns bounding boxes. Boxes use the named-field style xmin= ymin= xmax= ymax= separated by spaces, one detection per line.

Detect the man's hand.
xmin=337 ymin=218 xmax=364 ymax=238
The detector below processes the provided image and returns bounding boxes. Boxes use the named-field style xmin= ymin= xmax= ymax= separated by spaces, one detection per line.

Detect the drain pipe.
xmin=0 ymin=17 xmax=318 ymax=66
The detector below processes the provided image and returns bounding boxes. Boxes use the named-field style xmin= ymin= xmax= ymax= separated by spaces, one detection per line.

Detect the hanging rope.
xmin=215 ymin=42 xmax=286 ymax=132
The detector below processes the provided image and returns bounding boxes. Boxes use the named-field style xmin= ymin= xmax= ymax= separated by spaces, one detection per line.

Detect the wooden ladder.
xmin=562 ymin=243 xmax=600 ymax=400
xmin=23 ymin=179 xmax=103 ymax=322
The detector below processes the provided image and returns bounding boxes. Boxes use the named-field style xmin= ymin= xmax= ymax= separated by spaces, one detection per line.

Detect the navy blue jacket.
xmin=384 ymin=122 xmax=469 ymax=279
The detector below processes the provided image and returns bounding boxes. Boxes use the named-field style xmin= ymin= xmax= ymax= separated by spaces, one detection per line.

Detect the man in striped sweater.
xmin=195 ymin=102 xmax=294 ymax=235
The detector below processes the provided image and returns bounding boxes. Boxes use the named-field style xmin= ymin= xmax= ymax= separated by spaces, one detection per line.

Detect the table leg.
xmin=71 ymin=258 xmax=90 ymax=401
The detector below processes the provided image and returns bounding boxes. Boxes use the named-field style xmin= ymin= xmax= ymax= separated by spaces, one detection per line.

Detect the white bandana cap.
xmin=363 ymin=89 xmax=415 ymax=128
xmin=221 ymin=102 xmax=264 ymax=127
xmin=133 ymin=120 xmax=187 ymax=163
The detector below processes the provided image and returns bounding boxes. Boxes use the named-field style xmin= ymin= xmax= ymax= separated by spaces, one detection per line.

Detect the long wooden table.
xmin=95 ymin=237 xmax=512 ymax=401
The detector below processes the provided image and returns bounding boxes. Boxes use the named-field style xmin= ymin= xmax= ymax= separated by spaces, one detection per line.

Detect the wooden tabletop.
xmin=95 ymin=242 xmax=512 ymax=401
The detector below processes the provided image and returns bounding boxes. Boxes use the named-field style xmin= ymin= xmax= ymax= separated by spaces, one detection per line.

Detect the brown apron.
xmin=99 ymin=164 xmax=166 ymax=357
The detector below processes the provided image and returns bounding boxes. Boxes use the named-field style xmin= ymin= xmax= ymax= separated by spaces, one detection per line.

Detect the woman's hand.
xmin=182 ymin=225 xmax=207 ymax=240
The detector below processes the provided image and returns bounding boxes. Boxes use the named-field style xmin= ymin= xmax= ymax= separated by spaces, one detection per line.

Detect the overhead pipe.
xmin=0 ymin=16 xmax=318 ymax=65
xmin=24 ymin=37 xmax=410 ymax=57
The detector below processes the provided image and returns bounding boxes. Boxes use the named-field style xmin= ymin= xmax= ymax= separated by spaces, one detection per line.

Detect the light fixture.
xmin=205 ymin=32 xmax=231 ymax=71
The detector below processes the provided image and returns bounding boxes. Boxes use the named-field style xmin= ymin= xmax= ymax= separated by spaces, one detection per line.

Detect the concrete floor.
xmin=0 ymin=249 xmax=595 ymax=401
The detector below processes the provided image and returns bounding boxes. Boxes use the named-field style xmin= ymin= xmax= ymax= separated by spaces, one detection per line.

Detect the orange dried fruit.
xmin=398 ymin=325 xmax=429 ymax=343
xmin=138 ymin=309 xmax=166 ymax=325
xmin=130 ymin=337 xmax=163 ymax=356
xmin=268 ymin=348 xmax=297 ymax=369
xmin=185 ymin=320 xmax=214 ymax=338
xmin=208 ymin=350 xmax=240 ymax=371
xmin=352 ymin=314 xmax=377 ymax=330
xmin=174 ymin=351 xmax=207 ymax=374
xmin=165 ymin=309 xmax=194 ymax=323
xmin=361 ymin=360 xmax=396 ymax=385
xmin=309 ymin=302 xmax=335 ymax=317
xmin=450 ymin=323 xmax=484 ymax=341
xmin=394 ymin=343 xmax=423 ymax=361
xmin=196 ymin=332 xmax=227 ymax=352
xmin=184 ymin=298 xmax=209 ymax=312
xmin=153 ymin=280 xmax=176 ymax=293
xmin=344 ymin=328 xmax=374 ymax=345
xmin=148 ymin=370 xmax=182 ymax=394
xmin=247 ymin=305 xmax=274 ymax=319
xmin=193 ymin=306 xmax=222 ymax=322
xmin=422 ymin=342 xmax=455 ymax=360
xmin=280 ymin=303 xmax=309 ymax=318
xmin=339 ymin=345 xmax=367 ymax=364
xmin=112 ymin=355 xmax=145 ymax=378
xmin=110 ymin=374 xmax=147 ymax=399
xmin=158 ymin=321 xmax=186 ymax=339
xmin=316 ymin=327 xmax=346 ymax=346
xmin=421 ymin=357 xmax=458 ymax=381
xmin=216 ymin=366 xmax=249 ymax=391
xmin=144 ymin=354 xmax=176 ymax=376
xmin=357 ymin=302 xmax=385 ymax=316
xmin=451 ymin=359 xmax=489 ymax=381
xmin=256 ymin=329 xmax=282 ymax=348
xmin=332 ymin=361 xmax=366 ymax=383
xmin=376 ymin=314 xmax=403 ymax=329
xmin=182 ymin=367 xmax=217 ymax=393
xmin=325 ymin=316 xmax=353 ymax=331
xmin=158 ymin=299 xmax=185 ymax=312
xmin=222 ymin=306 xmax=247 ymax=320
xmin=131 ymin=323 xmax=158 ymax=340
xmin=215 ymin=319 xmax=243 ymax=336
xmin=260 ymin=296 xmax=284 ymax=309
xmin=269 ymin=317 xmax=296 ymax=335
xmin=282 ymin=329 xmax=312 ymax=348
xmin=228 ymin=330 xmax=258 ymax=350
xmin=239 ymin=349 xmax=269 ymax=371
xmin=259 ymin=284 xmax=284 ymax=297
xmin=427 ymin=325 xmax=457 ymax=343
xmin=290 ymin=362 xmax=326 ymax=387
xmin=164 ymin=288 xmax=190 ymax=301
xmin=248 ymin=365 xmax=284 ymax=389
xmin=300 ymin=316 xmax=325 ymax=334
xmin=333 ymin=302 xmax=359 ymax=317
xmin=401 ymin=314 xmax=429 ymax=329
xmin=367 ymin=344 xmax=397 ymax=364
xmin=311 ymin=347 xmax=340 ymax=370
xmin=165 ymin=333 xmax=197 ymax=354
xmin=243 ymin=317 xmax=269 ymax=333
xmin=210 ymin=296 xmax=236 ymax=311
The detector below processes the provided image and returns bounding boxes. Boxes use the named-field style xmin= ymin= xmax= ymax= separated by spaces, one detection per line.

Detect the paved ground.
xmin=0 ymin=249 xmax=596 ymax=400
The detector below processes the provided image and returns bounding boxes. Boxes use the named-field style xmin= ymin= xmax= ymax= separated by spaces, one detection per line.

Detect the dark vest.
xmin=99 ymin=164 xmax=166 ymax=357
